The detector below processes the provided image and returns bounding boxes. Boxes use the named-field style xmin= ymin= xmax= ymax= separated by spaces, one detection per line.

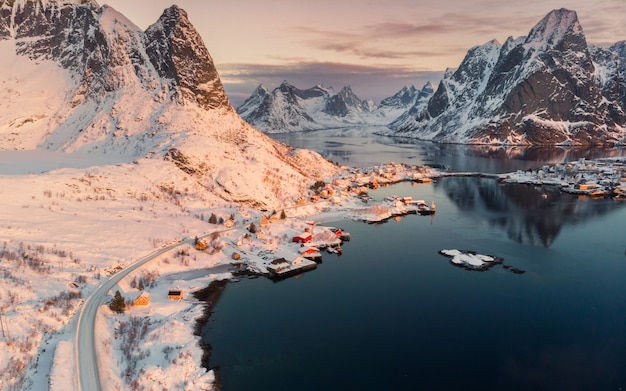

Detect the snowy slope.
xmin=0 ymin=1 xmax=338 ymax=208
xmin=389 ymin=9 xmax=626 ymax=145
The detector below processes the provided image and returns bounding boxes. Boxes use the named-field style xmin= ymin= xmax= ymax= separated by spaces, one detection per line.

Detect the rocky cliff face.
xmin=391 ymin=9 xmax=626 ymax=145
xmin=145 ymin=6 xmax=230 ymax=111
xmin=1 ymin=1 xmax=229 ymax=110
xmin=323 ymin=85 xmax=370 ymax=117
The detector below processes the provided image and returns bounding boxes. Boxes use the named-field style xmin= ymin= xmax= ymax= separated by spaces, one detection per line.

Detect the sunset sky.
xmin=103 ymin=0 xmax=626 ymax=106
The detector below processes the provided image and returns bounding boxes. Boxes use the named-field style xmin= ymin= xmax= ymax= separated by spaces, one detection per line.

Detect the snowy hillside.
xmin=236 ymin=81 xmax=434 ymax=133
xmin=389 ymin=9 xmax=626 ymax=145
xmin=0 ymin=1 xmax=338 ymax=208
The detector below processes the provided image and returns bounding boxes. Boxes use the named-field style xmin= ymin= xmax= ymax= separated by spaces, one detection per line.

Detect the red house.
xmin=292 ymin=232 xmax=312 ymax=243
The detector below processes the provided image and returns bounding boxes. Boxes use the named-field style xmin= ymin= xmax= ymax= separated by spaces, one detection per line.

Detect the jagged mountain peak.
xmin=389 ymin=8 xmax=626 ymax=145
xmin=338 ymin=85 xmax=354 ymax=93
xmin=421 ymin=82 xmax=434 ymax=93
xmin=255 ymin=84 xmax=269 ymax=94
xmin=145 ymin=4 xmax=230 ymax=110
xmin=379 ymin=84 xmax=418 ymax=108
xmin=400 ymin=84 xmax=417 ymax=92
xmin=525 ymin=8 xmax=583 ymax=49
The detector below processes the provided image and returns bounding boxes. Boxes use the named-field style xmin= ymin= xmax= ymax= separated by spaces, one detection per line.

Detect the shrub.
xmin=310 ymin=180 xmax=325 ymax=194
xmin=110 ymin=290 xmax=126 ymax=313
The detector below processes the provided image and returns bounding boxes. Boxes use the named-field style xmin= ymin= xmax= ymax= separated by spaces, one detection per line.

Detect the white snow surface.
xmin=440 ymin=249 xmax=496 ymax=267
xmin=0 ymin=40 xmax=75 ymax=150
xmin=0 ymin=2 xmax=345 ymax=388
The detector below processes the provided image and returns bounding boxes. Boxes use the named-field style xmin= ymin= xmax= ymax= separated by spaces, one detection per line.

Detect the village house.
xmin=167 ymin=289 xmax=183 ymax=301
xmin=299 ymin=245 xmax=322 ymax=261
xmin=133 ymin=291 xmax=151 ymax=306
xmin=292 ymin=232 xmax=312 ymax=243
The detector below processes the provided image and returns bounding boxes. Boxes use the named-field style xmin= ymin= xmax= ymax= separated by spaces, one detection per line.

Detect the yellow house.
xmin=195 ymin=240 xmax=207 ymax=250
xmin=134 ymin=291 xmax=151 ymax=306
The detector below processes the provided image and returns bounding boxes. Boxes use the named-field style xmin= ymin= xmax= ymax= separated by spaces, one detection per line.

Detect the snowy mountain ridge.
xmin=0 ymin=0 xmax=338 ymax=208
xmin=389 ymin=8 xmax=626 ymax=145
xmin=236 ymin=80 xmax=434 ymax=133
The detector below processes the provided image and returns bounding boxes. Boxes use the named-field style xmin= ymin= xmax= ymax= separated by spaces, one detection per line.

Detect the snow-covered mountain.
xmin=236 ymin=81 xmax=433 ymax=133
xmin=389 ymin=9 xmax=626 ymax=145
xmin=0 ymin=0 xmax=337 ymax=208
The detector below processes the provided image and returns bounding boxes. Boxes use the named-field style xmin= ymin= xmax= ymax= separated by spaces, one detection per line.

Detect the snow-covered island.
xmin=439 ymin=249 xmax=529 ymax=274
xmin=439 ymin=249 xmax=504 ymax=271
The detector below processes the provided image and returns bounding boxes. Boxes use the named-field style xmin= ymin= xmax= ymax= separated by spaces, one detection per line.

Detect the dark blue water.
xmin=202 ymin=179 xmax=626 ymax=390
xmin=201 ymin=130 xmax=626 ymax=390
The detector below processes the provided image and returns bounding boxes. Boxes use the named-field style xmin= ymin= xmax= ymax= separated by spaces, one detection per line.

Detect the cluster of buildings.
xmin=501 ymin=158 xmax=626 ymax=197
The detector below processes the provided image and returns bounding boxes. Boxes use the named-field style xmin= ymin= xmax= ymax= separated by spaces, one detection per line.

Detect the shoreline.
xmin=192 ymin=278 xmax=230 ymax=377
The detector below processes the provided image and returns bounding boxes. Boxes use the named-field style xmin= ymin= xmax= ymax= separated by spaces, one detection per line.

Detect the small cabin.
xmin=299 ymin=246 xmax=321 ymax=259
xmin=168 ymin=289 xmax=184 ymax=301
xmin=134 ymin=291 xmax=151 ymax=306
xmin=267 ymin=257 xmax=290 ymax=273
xmin=292 ymin=232 xmax=312 ymax=243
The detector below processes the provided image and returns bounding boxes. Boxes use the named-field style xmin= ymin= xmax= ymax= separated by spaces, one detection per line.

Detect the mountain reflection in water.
xmin=272 ymin=126 xmax=626 ymax=172
xmin=436 ymin=177 xmax=626 ymax=247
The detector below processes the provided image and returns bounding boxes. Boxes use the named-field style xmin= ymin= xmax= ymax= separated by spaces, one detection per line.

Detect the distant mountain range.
xmin=238 ymin=9 xmax=626 ymax=145
xmin=236 ymin=81 xmax=434 ymax=133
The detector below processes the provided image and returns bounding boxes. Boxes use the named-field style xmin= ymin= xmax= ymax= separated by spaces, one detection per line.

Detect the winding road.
xmin=75 ymin=239 xmax=191 ymax=391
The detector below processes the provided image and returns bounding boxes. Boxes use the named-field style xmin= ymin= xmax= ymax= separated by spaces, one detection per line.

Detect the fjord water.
xmin=201 ymin=128 xmax=626 ymax=390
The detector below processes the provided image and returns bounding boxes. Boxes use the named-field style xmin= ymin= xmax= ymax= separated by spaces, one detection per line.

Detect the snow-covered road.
xmin=76 ymin=239 xmax=190 ymax=391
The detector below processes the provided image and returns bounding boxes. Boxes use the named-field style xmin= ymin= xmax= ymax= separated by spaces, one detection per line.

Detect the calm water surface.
xmin=272 ymin=126 xmax=626 ymax=172
xmin=201 ymin=128 xmax=626 ymax=390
